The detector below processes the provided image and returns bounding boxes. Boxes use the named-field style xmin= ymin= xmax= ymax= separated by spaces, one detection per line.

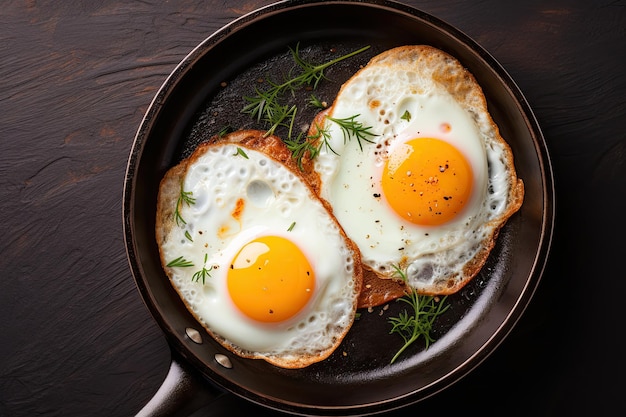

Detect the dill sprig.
xmin=283 ymin=131 xmax=320 ymax=170
xmin=233 ymin=147 xmax=249 ymax=159
xmin=174 ymin=182 xmax=196 ymax=227
xmin=217 ymin=125 xmax=233 ymax=137
xmin=192 ymin=253 xmax=213 ymax=285
xmin=242 ymin=44 xmax=370 ymax=139
xmin=166 ymin=256 xmax=194 ymax=268
xmin=326 ymin=115 xmax=377 ymax=150
xmin=308 ymin=94 xmax=327 ymax=109
xmin=284 ymin=114 xmax=376 ymax=170
xmin=388 ymin=266 xmax=450 ymax=364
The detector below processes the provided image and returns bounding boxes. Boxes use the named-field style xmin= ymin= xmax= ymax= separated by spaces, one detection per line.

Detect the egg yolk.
xmin=382 ymin=137 xmax=473 ymax=226
xmin=227 ymin=235 xmax=315 ymax=323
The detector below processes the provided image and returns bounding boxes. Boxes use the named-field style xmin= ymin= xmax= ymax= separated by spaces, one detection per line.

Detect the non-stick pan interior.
xmin=124 ymin=1 xmax=553 ymax=415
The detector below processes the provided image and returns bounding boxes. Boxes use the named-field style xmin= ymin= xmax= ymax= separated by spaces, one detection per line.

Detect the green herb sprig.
xmin=326 ymin=115 xmax=377 ymax=150
xmin=308 ymin=94 xmax=327 ymax=109
xmin=233 ymin=147 xmax=249 ymax=159
xmin=242 ymin=44 xmax=370 ymax=139
xmin=175 ymin=182 xmax=196 ymax=227
xmin=192 ymin=253 xmax=213 ymax=285
xmin=166 ymin=256 xmax=194 ymax=268
xmin=388 ymin=266 xmax=450 ymax=364
xmin=284 ymin=114 xmax=377 ymax=170
xmin=283 ymin=132 xmax=320 ymax=170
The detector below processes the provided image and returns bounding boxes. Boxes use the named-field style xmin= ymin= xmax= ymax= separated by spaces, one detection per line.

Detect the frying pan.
xmin=122 ymin=0 xmax=554 ymax=415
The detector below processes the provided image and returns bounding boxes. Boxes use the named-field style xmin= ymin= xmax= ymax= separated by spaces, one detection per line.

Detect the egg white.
xmin=314 ymin=48 xmax=516 ymax=293
xmin=159 ymin=143 xmax=359 ymax=361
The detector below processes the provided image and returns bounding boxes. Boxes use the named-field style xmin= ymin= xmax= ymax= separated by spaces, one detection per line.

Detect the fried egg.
xmin=156 ymin=131 xmax=362 ymax=369
xmin=311 ymin=45 xmax=524 ymax=295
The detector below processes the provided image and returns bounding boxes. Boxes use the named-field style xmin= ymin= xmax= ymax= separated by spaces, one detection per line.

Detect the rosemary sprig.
xmin=192 ymin=253 xmax=213 ymax=285
xmin=242 ymin=44 xmax=370 ymax=139
xmin=388 ymin=265 xmax=450 ymax=364
xmin=174 ymin=182 xmax=196 ymax=227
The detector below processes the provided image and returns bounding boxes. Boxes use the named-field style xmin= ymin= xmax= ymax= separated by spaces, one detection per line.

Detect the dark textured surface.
xmin=1 ymin=1 xmax=624 ymax=416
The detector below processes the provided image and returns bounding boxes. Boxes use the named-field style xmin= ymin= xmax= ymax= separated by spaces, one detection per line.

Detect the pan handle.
xmin=136 ymin=351 xmax=226 ymax=417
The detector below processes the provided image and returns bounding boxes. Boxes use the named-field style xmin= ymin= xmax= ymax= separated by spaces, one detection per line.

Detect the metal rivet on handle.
xmin=215 ymin=354 xmax=233 ymax=369
xmin=185 ymin=327 xmax=203 ymax=344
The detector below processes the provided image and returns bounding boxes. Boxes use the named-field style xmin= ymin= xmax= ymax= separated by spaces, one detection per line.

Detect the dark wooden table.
xmin=2 ymin=1 xmax=624 ymax=416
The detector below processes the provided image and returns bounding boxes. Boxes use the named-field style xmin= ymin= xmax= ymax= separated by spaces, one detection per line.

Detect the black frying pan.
xmin=123 ymin=0 xmax=554 ymax=415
